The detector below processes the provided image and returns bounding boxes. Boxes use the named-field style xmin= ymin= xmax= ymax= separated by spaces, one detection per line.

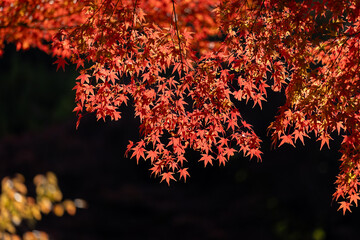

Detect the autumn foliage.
xmin=1 ymin=0 xmax=360 ymax=214
xmin=0 ymin=172 xmax=84 ymax=239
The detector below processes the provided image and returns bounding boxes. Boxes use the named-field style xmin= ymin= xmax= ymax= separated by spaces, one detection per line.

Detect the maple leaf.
xmin=199 ymin=154 xmax=213 ymax=167
xmin=278 ymin=135 xmax=295 ymax=147
xmin=293 ymin=130 xmax=306 ymax=145
xmin=149 ymin=164 xmax=162 ymax=177
xmin=336 ymin=122 xmax=344 ymax=134
xmin=226 ymin=118 xmax=238 ymax=131
xmin=108 ymin=70 xmax=119 ymax=84
xmin=224 ymin=147 xmax=235 ymax=158
xmin=241 ymin=120 xmax=252 ymax=130
xmin=178 ymin=168 xmax=190 ymax=182
xmin=318 ymin=133 xmax=332 ymax=150
xmin=75 ymin=58 xmax=85 ymax=70
xmin=125 ymin=141 xmax=134 ymax=157
xmin=217 ymin=154 xmax=227 ymax=166
xmin=146 ymin=150 xmax=158 ymax=163
xmin=247 ymin=148 xmax=262 ymax=160
xmin=53 ymin=57 xmax=68 ymax=71
xmin=218 ymin=137 xmax=228 ymax=147
xmin=338 ymin=201 xmax=352 ymax=215
xmin=342 ymin=135 xmax=356 ymax=148
xmin=76 ymin=73 xmax=91 ymax=84
xmin=349 ymin=193 xmax=360 ymax=207
xmin=233 ymin=90 xmax=243 ymax=100
xmin=176 ymin=154 xmax=187 ymax=167
xmin=160 ymin=172 xmax=176 ymax=186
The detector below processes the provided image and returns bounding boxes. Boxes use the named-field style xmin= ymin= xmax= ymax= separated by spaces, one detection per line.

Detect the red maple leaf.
xmin=53 ymin=57 xmax=68 ymax=71
xmin=318 ymin=133 xmax=332 ymax=150
xmin=178 ymin=168 xmax=190 ymax=182
xmin=338 ymin=201 xmax=352 ymax=215
xmin=76 ymin=73 xmax=91 ymax=84
xmin=224 ymin=147 xmax=235 ymax=158
xmin=199 ymin=154 xmax=213 ymax=167
xmin=130 ymin=141 xmax=146 ymax=164
xmin=108 ymin=70 xmax=119 ymax=84
xmin=349 ymin=193 xmax=360 ymax=207
xmin=278 ymin=135 xmax=295 ymax=147
xmin=293 ymin=130 xmax=306 ymax=145
xmin=160 ymin=172 xmax=176 ymax=186
xmin=217 ymin=154 xmax=227 ymax=166
xmin=124 ymin=141 xmax=134 ymax=157
xmin=146 ymin=150 xmax=158 ymax=163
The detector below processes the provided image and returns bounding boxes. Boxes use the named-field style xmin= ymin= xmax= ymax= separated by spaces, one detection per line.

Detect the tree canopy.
xmin=1 ymin=0 xmax=360 ymax=214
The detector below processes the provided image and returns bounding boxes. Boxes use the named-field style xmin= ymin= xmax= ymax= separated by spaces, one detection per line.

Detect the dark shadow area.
xmin=0 ymin=46 xmax=359 ymax=240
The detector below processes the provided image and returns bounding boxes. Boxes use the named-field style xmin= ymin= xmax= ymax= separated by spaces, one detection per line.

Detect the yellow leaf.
xmin=23 ymin=232 xmax=36 ymax=240
xmin=31 ymin=206 xmax=42 ymax=221
xmin=6 ymin=222 xmax=15 ymax=234
xmin=52 ymin=190 xmax=63 ymax=202
xmin=63 ymin=200 xmax=76 ymax=215
xmin=11 ymin=214 xmax=22 ymax=226
xmin=38 ymin=198 xmax=52 ymax=214
xmin=33 ymin=175 xmax=46 ymax=186
xmin=24 ymin=231 xmax=49 ymax=240
xmin=13 ymin=182 xmax=27 ymax=195
xmin=46 ymin=172 xmax=58 ymax=185
xmin=53 ymin=204 xmax=64 ymax=217
xmin=11 ymin=234 xmax=21 ymax=240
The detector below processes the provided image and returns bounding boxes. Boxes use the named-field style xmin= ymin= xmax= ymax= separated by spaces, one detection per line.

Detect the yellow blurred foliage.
xmin=0 ymin=172 xmax=86 ymax=239
xmin=0 ymin=232 xmax=21 ymax=240
xmin=23 ymin=231 xmax=48 ymax=240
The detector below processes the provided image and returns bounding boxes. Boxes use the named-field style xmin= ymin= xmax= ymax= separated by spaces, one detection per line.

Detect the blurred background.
xmin=0 ymin=45 xmax=359 ymax=240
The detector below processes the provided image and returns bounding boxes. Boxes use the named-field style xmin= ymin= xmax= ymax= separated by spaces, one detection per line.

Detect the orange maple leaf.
xmin=160 ymin=172 xmax=176 ymax=186
xmin=338 ymin=201 xmax=352 ymax=215
xmin=199 ymin=154 xmax=213 ymax=167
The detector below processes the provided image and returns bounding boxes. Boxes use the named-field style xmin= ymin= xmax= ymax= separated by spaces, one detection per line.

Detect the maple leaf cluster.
xmin=1 ymin=0 xmax=360 ymax=214
xmin=0 ymin=0 xmax=86 ymax=55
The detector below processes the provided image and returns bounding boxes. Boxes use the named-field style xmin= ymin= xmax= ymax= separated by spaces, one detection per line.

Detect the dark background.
xmin=0 ymin=45 xmax=359 ymax=240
